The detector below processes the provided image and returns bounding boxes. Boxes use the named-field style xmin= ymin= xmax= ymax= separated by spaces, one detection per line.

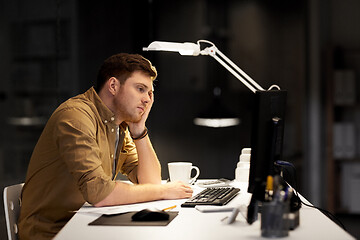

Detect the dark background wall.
xmin=1 ymin=0 xmax=359 ymax=239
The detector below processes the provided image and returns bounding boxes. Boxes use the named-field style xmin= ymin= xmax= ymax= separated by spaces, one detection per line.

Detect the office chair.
xmin=3 ymin=183 xmax=24 ymax=240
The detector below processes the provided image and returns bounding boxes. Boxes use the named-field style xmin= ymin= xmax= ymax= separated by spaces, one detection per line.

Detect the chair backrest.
xmin=3 ymin=183 xmax=24 ymax=240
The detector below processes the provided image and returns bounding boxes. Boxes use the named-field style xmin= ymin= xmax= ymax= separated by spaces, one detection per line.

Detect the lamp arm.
xmin=216 ymin=49 xmax=265 ymax=91
xmin=200 ymin=45 xmax=264 ymax=93
xmin=211 ymin=52 xmax=257 ymax=93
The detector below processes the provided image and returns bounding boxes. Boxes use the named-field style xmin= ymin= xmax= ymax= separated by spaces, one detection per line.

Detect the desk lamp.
xmin=143 ymin=40 xmax=266 ymax=93
xmin=143 ymin=40 xmax=268 ymax=128
xmin=143 ymin=40 xmax=288 ymax=223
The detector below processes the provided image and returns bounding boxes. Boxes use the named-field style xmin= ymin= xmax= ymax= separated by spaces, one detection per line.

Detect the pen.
xmin=265 ymin=175 xmax=273 ymax=201
xmin=162 ymin=205 xmax=177 ymax=211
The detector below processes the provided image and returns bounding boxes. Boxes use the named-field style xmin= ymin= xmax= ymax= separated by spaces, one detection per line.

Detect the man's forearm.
xmin=94 ymin=181 xmax=164 ymax=207
xmin=133 ymin=135 xmax=162 ymax=184
xmin=94 ymin=180 xmax=193 ymax=207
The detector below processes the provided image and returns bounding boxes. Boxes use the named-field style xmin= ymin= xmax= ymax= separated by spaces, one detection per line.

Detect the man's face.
xmin=113 ymin=71 xmax=153 ymax=123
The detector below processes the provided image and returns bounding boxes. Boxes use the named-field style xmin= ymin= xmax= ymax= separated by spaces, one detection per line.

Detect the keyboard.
xmin=181 ymin=187 xmax=240 ymax=207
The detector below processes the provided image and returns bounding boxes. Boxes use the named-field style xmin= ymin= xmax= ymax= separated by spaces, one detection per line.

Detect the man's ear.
xmin=107 ymin=77 xmax=118 ymax=96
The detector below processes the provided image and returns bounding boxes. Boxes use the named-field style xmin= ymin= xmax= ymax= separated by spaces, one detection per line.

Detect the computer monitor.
xmin=247 ymin=89 xmax=287 ymax=200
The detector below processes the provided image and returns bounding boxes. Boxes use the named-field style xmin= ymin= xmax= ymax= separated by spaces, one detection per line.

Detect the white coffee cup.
xmin=168 ymin=162 xmax=200 ymax=184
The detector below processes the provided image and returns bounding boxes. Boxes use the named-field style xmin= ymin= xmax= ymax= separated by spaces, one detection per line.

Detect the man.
xmin=18 ymin=53 xmax=193 ymax=240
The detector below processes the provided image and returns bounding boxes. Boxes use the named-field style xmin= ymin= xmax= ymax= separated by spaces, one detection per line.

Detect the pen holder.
xmin=261 ymin=201 xmax=290 ymax=238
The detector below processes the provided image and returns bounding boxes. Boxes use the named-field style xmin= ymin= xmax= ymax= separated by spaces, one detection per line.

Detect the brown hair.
xmin=95 ymin=53 xmax=157 ymax=92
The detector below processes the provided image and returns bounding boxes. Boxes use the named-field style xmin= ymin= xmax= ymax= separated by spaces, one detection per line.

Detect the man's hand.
xmin=127 ymin=91 xmax=154 ymax=137
xmin=161 ymin=181 xmax=194 ymax=199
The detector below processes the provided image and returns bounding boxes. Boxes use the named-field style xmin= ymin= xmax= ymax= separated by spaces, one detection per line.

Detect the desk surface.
xmin=54 ymin=181 xmax=355 ymax=240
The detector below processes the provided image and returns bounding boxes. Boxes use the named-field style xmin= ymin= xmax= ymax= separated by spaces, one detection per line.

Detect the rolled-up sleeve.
xmin=119 ymin=129 xmax=139 ymax=183
xmin=54 ymin=107 xmax=115 ymax=205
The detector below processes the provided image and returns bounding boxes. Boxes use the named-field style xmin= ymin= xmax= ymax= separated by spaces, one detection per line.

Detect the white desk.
xmin=54 ymin=181 xmax=355 ymax=240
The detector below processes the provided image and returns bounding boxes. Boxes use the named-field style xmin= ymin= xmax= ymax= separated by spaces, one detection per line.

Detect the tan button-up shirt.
xmin=18 ymin=87 xmax=139 ymax=240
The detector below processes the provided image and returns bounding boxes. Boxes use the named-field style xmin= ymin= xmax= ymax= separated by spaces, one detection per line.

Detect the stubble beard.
xmin=119 ymin=104 xmax=143 ymax=123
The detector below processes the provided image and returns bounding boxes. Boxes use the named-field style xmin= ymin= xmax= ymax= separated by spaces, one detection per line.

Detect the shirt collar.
xmin=83 ymin=87 xmax=128 ymax=130
xmin=84 ymin=87 xmax=116 ymax=124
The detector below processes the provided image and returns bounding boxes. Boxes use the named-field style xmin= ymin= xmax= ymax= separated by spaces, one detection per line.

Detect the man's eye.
xmin=138 ymin=87 xmax=144 ymax=92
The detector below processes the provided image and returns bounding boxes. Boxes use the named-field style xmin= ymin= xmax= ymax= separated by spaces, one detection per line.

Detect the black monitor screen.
xmin=247 ymin=90 xmax=287 ymax=199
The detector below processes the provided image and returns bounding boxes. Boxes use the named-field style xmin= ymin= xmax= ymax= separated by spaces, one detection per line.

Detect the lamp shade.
xmin=143 ymin=41 xmax=201 ymax=56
